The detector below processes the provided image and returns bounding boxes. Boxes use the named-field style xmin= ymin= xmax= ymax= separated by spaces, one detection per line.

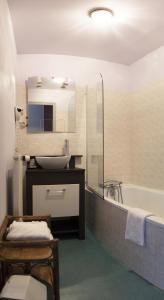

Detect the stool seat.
xmin=0 ymin=247 xmax=52 ymax=262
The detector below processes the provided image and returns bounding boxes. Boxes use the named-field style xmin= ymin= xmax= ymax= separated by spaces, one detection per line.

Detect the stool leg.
xmin=1 ymin=261 xmax=7 ymax=287
xmin=0 ymin=261 xmax=4 ymax=289
xmin=53 ymin=246 xmax=60 ymax=300
xmin=24 ymin=262 xmax=31 ymax=274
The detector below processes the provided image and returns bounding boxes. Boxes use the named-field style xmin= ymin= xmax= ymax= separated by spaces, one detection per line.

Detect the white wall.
xmin=16 ymin=47 xmax=164 ymax=91
xmin=16 ymin=54 xmax=129 ymax=91
xmin=15 ymin=47 xmax=164 ymax=89
xmin=130 ymin=45 xmax=164 ymax=90
xmin=0 ymin=0 xmax=16 ymax=223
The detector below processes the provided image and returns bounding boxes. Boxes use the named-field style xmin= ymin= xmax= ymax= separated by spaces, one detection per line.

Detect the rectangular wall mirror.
xmin=27 ymin=76 xmax=76 ymax=133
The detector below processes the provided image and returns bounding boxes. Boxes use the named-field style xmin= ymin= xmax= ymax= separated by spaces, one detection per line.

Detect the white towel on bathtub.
xmin=125 ymin=208 xmax=153 ymax=246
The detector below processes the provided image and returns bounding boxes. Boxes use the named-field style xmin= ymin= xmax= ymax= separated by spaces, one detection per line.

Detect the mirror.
xmin=26 ymin=76 xmax=76 ymax=133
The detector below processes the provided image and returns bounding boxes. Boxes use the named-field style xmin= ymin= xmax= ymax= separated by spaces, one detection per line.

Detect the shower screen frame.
xmin=86 ymin=73 xmax=104 ymax=199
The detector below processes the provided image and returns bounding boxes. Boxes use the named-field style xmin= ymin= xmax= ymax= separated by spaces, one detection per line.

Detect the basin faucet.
xmin=63 ymin=139 xmax=70 ymax=168
xmin=63 ymin=139 xmax=69 ymax=156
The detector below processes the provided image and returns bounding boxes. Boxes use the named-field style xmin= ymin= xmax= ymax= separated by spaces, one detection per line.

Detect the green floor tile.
xmin=59 ymin=230 xmax=164 ymax=300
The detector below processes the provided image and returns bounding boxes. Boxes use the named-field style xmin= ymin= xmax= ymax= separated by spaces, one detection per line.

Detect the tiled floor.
xmin=60 ymin=230 xmax=164 ymax=300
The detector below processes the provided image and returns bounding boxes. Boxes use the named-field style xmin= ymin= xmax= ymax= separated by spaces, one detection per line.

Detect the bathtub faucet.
xmin=104 ymin=180 xmax=123 ymax=204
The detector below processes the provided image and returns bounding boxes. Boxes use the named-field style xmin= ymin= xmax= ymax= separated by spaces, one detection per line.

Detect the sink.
xmin=35 ymin=155 xmax=71 ymax=169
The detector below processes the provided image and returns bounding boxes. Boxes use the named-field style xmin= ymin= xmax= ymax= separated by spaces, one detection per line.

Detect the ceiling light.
xmin=88 ymin=7 xmax=114 ymax=25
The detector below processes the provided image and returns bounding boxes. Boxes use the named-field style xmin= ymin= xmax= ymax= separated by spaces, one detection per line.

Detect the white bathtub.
xmin=105 ymin=183 xmax=164 ymax=223
xmin=86 ymin=185 xmax=164 ymax=290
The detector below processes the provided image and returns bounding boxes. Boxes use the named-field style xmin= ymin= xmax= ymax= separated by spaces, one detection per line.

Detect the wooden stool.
xmin=0 ymin=215 xmax=60 ymax=300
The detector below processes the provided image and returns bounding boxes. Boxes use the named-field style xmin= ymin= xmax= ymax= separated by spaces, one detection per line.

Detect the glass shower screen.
xmin=86 ymin=73 xmax=104 ymax=197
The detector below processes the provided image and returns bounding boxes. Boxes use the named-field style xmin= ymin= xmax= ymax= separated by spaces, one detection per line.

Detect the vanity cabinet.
xmin=24 ymin=168 xmax=85 ymax=239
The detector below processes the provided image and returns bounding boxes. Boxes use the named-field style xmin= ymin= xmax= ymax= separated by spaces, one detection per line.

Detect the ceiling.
xmin=7 ymin=0 xmax=164 ymax=65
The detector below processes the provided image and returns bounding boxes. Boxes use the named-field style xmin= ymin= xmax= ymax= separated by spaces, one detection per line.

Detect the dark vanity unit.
xmin=25 ymin=166 xmax=85 ymax=240
xmin=24 ymin=76 xmax=85 ymax=239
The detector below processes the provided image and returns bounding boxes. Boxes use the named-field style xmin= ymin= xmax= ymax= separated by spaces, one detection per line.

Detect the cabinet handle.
xmin=46 ymin=188 xmax=66 ymax=197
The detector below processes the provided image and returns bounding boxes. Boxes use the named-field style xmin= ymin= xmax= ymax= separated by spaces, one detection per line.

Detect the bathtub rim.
xmin=86 ymin=183 xmax=164 ymax=228
xmin=121 ymin=183 xmax=164 ymax=196
xmin=104 ymin=195 xmax=164 ymax=229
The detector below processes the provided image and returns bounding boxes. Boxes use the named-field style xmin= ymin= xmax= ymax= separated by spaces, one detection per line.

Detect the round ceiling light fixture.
xmin=88 ymin=7 xmax=114 ymax=24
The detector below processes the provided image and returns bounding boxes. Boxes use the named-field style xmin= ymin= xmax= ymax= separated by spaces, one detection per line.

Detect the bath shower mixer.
xmin=104 ymin=180 xmax=123 ymax=204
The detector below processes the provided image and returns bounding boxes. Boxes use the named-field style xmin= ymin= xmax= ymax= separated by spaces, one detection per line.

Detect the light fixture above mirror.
xmin=27 ymin=76 xmax=73 ymax=89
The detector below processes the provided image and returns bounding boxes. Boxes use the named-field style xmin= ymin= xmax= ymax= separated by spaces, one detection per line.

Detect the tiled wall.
xmin=16 ymin=85 xmax=86 ymax=168
xmin=131 ymin=80 xmax=164 ymax=190
xmin=104 ymin=90 xmax=132 ymax=184
xmin=104 ymin=80 xmax=164 ymax=191
xmin=128 ymin=46 xmax=164 ymax=190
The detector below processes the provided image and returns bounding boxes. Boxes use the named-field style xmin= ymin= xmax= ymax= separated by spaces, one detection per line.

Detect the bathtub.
xmin=105 ymin=183 xmax=164 ymax=221
xmin=86 ymin=184 xmax=164 ymax=290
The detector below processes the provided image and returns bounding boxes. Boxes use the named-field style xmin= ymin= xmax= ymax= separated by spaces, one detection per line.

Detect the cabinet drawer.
xmin=33 ymin=184 xmax=79 ymax=217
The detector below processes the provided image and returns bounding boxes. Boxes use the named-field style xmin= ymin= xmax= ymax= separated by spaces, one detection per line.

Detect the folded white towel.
xmin=6 ymin=221 xmax=53 ymax=241
xmin=125 ymin=208 xmax=153 ymax=246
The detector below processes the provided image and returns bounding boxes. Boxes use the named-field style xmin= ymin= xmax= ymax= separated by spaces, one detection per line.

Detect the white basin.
xmin=36 ymin=156 xmax=71 ymax=169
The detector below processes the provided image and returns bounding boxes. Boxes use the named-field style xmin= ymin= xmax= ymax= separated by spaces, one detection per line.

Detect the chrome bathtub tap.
xmin=104 ymin=180 xmax=123 ymax=204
